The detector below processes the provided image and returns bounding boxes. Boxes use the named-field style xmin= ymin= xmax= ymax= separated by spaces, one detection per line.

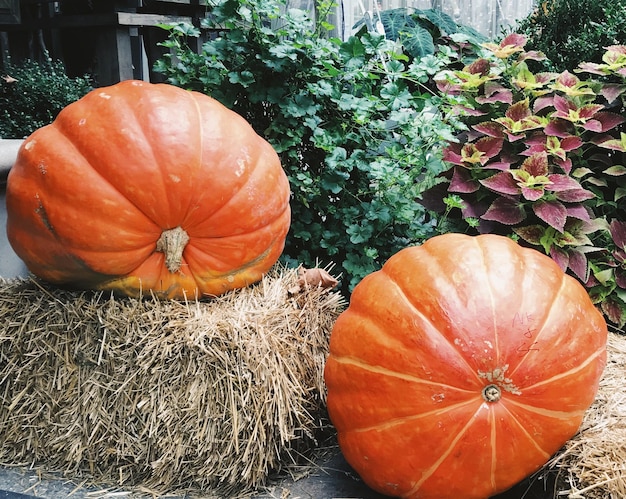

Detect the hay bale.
xmin=548 ymin=332 xmax=626 ymax=498
xmin=0 ymin=267 xmax=344 ymax=497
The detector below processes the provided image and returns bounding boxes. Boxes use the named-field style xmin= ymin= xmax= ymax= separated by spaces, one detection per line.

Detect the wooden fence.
xmin=0 ymin=1 xmax=209 ymax=86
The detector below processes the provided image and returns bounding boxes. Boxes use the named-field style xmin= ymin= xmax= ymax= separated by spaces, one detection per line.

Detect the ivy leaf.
xmin=533 ymin=199 xmax=568 ymax=232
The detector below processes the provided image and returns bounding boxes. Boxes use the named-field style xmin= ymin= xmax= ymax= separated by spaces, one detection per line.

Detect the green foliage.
xmin=353 ymin=7 xmax=487 ymax=60
xmin=154 ymin=0 xmax=470 ymax=290
xmin=515 ymin=0 xmax=626 ymax=72
xmin=427 ymin=36 xmax=626 ymax=328
xmin=0 ymin=59 xmax=92 ymax=138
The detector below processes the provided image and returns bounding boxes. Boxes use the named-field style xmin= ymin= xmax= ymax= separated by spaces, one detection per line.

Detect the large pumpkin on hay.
xmin=324 ymin=233 xmax=607 ymax=499
xmin=5 ymin=80 xmax=290 ymax=299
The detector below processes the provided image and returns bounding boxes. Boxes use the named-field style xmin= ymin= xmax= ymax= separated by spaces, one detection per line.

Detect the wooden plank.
xmin=0 ymin=12 xmax=195 ymax=30
xmin=117 ymin=12 xmax=194 ymax=26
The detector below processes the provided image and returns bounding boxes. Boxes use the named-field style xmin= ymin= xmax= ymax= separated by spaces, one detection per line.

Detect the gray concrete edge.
xmin=0 ymin=140 xmax=23 ymax=181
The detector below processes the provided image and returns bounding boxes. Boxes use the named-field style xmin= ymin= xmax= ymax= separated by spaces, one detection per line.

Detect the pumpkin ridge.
xmin=117 ymin=85 xmax=182 ymax=223
xmin=503 ymin=398 xmax=588 ymax=420
xmin=501 ymin=405 xmax=556 ymax=460
xmin=472 ymin=236 xmax=502 ymax=366
xmin=52 ymin=112 xmax=162 ymax=228
xmin=514 ymin=344 xmax=606 ymax=391
xmin=330 ymin=354 xmax=478 ymax=393
xmin=181 ymin=92 xmax=266 ymax=230
xmin=508 ymin=268 xmax=567 ymax=377
xmin=183 ymin=146 xmax=285 ymax=235
xmin=382 ymin=265 xmax=484 ymax=385
xmin=404 ymin=404 xmax=483 ymax=497
xmin=345 ymin=398 xmax=482 ymax=434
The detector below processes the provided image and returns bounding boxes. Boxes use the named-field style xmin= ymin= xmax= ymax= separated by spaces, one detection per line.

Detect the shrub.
xmin=515 ymin=0 xmax=626 ymax=72
xmin=426 ymin=35 xmax=626 ymax=327
xmin=0 ymin=59 xmax=92 ymax=139
xmin=154 ymin=0 xmax=473 ymax=291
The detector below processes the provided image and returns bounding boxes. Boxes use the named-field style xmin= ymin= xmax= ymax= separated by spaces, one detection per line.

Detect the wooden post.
xmin=94 ymin=25 xmax=135 ymax=86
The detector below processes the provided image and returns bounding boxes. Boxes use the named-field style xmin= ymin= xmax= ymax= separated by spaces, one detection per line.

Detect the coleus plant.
xmin=427 ymin=35 xmax=626 ymax=327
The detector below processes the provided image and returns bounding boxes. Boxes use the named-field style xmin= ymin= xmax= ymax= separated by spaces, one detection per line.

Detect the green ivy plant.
xmin=154 ymin=0 xmax=470 ymax=291
xmin=427 ymin=35 xmax=626 ymax=327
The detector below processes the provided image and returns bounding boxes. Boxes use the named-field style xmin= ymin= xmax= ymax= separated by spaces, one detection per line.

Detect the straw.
xmin=0 ymin=266 xmax=344 ymax=497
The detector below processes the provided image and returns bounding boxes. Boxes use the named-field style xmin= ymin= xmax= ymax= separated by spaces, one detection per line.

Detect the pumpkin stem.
xmin=482 ymin=384 xmax=501 ymax=403
xmin=156 ymin=226 xmax=190 ymax=274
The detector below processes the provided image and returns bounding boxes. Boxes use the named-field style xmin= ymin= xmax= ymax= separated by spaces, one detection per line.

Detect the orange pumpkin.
xmin=324 ymin=233 xmax=607 ymax=499
xmin=6 ymin=80 xmax=290 ymax=299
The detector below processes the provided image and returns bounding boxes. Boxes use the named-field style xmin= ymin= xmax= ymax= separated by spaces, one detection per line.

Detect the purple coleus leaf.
xmin=544 ymin=174 xmax=585 ymax=192
xmin=552 ymin=95 xmax=605 ymax=123
xmin=482 ymin=33 xmax=527 ymax=59
xmin=533 ymin=95 xmax=554 ymax=113
xmin=600 ymin=84 xmax=626 ymax=104
xmin=568 ymin=249 xmax=590 ymax=282
xmin=610 ymin=219 xmax=626 ymax=250
xmin=554 ymin=187 xmax=596 ymax=202
xmin=615 ymin=268 xmax=626 ymax=289
xmin=521 ymin=152 xmax=549 ymax=176
xmin=442 ymin=143 xmax=464 ymax=165
xmin=466 ymin=58 xmax=492 ymax=76
xmin=594 ymin=132 xmax=626 ymax=152
xmin=514 ymin=224 xmax=545 ymax=245
xmin=566 ymin=204 xmax=592 ymax=221
xmin=518 ymin=50 xmax=548 ymax=63
xmin=481 ymin=197 xmax=526 ymax=225
xmin=483 ymin=160 xmax=513 ymax=170
xmin=479 ymin=171 xmax=520 ymax=195
xmin=554 ymin=157 xmax=573 ymax=174
xmin=559 ymin=135 xmax=584 ymax=151
xmin=577 ymin=61 xmax=607 ymax=76
xmin=449 ymin=166 xmax=480 ymax=193
xmin=436 ymin=79 xmax=461 ymax=95
xmin=505 ymin=99 xmax=532 ymax=121
xmin=581 ymin=112 xmax=625 ymax=132
xmin=593 ymin=111 xmax=626 ymax=132
xmin=533 ymin=199 xmax=568 ymax=232
xmin=551 ymin=71 xmax=596 ymax=97
xmin=550 ymin=246 xmax=569 ymax=272
xmin=544 ymin=120 xmax=574 ymax=138
xmin=520 ymin=186 xmax=545 ymax=201
xmin=473 ymin=137 xmax=504 ymax=164
xmin=472 ymin=121 xmax=504 ymax=138
xmin=601 ymin=299 xmax=624 ymax=326
xmin=475 ymin=81 xmax=513 ymax=105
